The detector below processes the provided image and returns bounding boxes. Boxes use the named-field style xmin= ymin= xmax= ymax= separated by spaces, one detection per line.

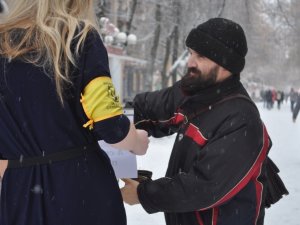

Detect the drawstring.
xmin=83 ymin=119 xmax=94 ymax=130
xmin=81 ymin=94 xmax=94 ymax=130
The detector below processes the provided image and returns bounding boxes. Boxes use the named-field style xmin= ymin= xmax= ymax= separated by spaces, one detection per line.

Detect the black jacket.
xmin=133 ymin=77 xmax=286 ymax=225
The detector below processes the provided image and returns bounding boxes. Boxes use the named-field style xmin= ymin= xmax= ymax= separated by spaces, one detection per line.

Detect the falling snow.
xmin=123 ymin=102 xmax=300 ymax=225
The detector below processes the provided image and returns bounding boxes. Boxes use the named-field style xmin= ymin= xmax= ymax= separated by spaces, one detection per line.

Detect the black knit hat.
xmin=186 ymin=18 xmax=247 ymax=74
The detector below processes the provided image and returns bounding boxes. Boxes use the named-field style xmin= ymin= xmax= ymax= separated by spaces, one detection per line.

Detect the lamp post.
xmin=99 ymin=17 xmax=137 ymax=50
xmin=99 ymin=17 xmax=139 ymax=102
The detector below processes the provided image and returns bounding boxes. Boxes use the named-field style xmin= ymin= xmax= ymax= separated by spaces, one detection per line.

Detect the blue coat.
xmin=0 ymin=30 xmax=127 ymax=225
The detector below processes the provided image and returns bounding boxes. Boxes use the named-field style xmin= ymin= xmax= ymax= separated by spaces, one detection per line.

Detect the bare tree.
xmin=126 ymin=0 xmax=138 ymax=35
xmin=96 ymin=0 xmax=300 ymax=90
xmin=147 ymin=3 xmax=162 ymax=90
xmin=170 ymin=0 xmax=181 ymax=85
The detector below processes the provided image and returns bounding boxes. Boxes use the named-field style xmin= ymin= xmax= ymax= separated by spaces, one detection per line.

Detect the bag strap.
xmin=184 ymin=94 xmax=289 ymax=207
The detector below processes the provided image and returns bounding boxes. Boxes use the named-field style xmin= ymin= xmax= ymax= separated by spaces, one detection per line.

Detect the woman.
xmin=0 ymin=0 xmax=149 ymax=224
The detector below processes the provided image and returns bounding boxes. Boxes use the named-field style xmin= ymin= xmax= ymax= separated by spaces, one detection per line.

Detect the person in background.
xmin=260 ymin=89 xmax=267 ymax=108
xmin=121 ymin=18 xmax=288 ymax=225
xmin=265 ymin=89 xmax=273 ymax=109
xmin=0 ymin=0 xmax=148 ymax=225
xmin=290 ymin=87 xmax=298 ymax=112
xmin=292 ymin=90 xmax=300 ymax=122
xmin=276 ymin=90 xmax=284 ymax=110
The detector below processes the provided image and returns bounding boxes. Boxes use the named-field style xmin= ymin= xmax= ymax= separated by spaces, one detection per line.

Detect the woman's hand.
xmin=0 ymin=160 xmax=8 ymax=179
xmin=132 ymin=129 xmax=149 ymax=155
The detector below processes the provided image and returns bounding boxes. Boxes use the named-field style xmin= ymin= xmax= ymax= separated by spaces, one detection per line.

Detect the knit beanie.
xmin=186 ymin=18 xmax=248 ymax=74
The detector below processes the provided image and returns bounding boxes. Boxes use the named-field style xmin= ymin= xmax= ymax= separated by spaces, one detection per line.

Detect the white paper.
xmin=99 ymin=141 xmax=137 ymax=179
xmin=98 ymin=109 xmax=137 ymax=179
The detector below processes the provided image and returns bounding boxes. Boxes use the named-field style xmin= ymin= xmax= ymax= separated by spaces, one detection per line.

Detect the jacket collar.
xmin=179 ymin=74 xmax=242 ymax=113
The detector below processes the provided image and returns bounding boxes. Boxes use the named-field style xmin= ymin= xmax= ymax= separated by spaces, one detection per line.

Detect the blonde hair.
xmin=0 ymin=0 xmax=99 ymax=103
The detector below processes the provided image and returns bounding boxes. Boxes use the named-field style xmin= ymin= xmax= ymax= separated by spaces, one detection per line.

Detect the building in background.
xmin=99 ymin=0 xmax=147 ymax=102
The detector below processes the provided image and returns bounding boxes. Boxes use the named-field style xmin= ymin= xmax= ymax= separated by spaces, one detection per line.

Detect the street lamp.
xmin=99 ymin=17 xmax=137 ymax=48
xmin=127 ymin=34 xmax=137 ymax=45
xmin=104 ymin=35 xmax=114 ymax=45
xmin=116 ymin=32 xmax=127 ymax=45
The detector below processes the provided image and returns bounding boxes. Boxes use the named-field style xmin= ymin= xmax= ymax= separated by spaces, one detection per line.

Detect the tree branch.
xmin=216 ymin=0 xmax=226 ymax=17
xmin=277 ymin=0 xmax=295 ymax=30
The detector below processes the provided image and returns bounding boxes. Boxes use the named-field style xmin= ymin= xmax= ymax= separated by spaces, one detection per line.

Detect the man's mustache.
xmin=186 ymin=67 xmax=202 ymax=76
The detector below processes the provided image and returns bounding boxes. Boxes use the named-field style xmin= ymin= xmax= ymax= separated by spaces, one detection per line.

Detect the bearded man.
xmin=121 ymin=18 xmax=288 ymax=225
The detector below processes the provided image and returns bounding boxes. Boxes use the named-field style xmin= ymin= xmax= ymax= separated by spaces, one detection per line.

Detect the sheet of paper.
xmin=99 ymin=141 xmax=137 ymax=179
xmin=98 ymin=108 xmax=137 ymax=179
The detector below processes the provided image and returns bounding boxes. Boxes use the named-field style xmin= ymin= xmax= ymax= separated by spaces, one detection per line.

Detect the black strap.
xmin=7 ymin=142 xmax=99 ymax=169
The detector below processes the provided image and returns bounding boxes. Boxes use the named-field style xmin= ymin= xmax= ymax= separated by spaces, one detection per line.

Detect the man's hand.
xmin=120 ymin=178 xmax=140 ymax=205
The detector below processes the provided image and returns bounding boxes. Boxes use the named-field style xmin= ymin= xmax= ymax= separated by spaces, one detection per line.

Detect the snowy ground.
xmin=122 ymin=101 xmax=300 ymax=225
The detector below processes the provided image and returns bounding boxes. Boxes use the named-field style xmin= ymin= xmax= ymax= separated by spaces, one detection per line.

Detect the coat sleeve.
xmin=133 ymin=81 xmax=186 ymax=137
xmin=137 ymin=102 xmax=269 ymax=213
xmin=78 ymin=29 xmax=130 ymax=143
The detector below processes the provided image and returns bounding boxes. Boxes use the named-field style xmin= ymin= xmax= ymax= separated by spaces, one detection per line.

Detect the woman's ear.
xmin=0 ymin=0 xmax=8 ymax=14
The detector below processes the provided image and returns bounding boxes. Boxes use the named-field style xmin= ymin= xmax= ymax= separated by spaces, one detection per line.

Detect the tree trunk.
xmin=147 ymin=3 xmax=161 ymax=91
xmin=162 ymin=29 xmax=174 ymax=88
xmin=126 ymin=0 xmax=138 ymax=35
xmin=171 ymin=0 xmax=181 ymax=85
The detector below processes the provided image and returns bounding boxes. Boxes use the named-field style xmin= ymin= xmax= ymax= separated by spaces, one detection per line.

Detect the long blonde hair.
xmin=0 ymin=0 xmax=99 ymax=103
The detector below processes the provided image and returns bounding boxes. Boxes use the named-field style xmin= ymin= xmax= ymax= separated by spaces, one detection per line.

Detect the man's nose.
xmin=187 ymin=56 xmax=197 ymax=68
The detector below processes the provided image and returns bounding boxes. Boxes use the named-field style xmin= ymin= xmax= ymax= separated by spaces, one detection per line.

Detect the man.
xmin=290 ymin=87 xmax=298 ymax=112
xmin=121 ymin=18 xmax=287 ymax=225
xmin=292 ymin=91 xmax=300 ymax=122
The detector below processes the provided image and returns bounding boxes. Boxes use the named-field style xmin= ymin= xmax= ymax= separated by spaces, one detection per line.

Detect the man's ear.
xmin=217 ymin=66 xmax=232 ymax=82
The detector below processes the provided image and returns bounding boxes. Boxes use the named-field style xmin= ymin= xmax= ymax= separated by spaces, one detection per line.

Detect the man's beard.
xmin=180 ymin=66 xmax=218 ymax=96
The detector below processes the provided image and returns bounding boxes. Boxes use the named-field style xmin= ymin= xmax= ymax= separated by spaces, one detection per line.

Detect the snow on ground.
xmin=123 ymin=101 xmax=300 ymax=225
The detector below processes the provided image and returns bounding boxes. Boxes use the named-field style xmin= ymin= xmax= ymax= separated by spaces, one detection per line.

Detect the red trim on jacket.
xmin=157 ymin=112 xmax=185 ymax=126
xmin=212 ymin=207 xmax=219 ymax=225
xmin=172 ymin=113 xmax=185 ymax=125
xmin=135 ymin=112 xmax=185 ymax=128
xmin=185 ymin=123 xmax=208 ymax=146
xmin=253 ymin=165 xmax=263 ymax=225
xmin=199 ymin=124 xmax=269 ymax=210
xmin=195 ymin=211 xmax=204 ymax=225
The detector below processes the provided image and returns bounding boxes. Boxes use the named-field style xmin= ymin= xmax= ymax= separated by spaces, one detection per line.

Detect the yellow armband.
xmin=81 ymin=76 xmax=123 ymax=129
